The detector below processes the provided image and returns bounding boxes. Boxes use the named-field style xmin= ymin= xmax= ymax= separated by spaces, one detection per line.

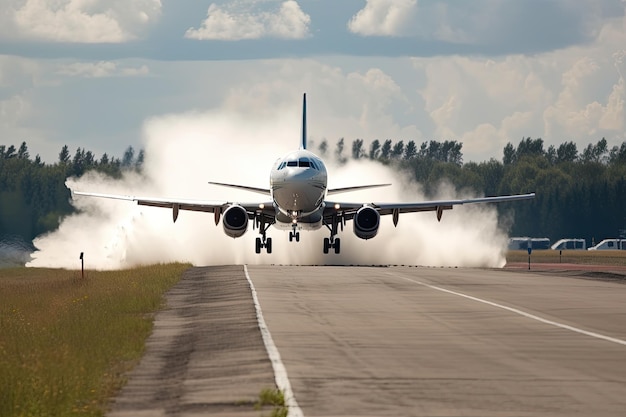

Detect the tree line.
xmin=310 ymin=136 xmax=626 ymax=245
xmin=0 ymin=142 xmax=142 ymax=241
xmin=1 ymin=137 xmax=626 ymax=246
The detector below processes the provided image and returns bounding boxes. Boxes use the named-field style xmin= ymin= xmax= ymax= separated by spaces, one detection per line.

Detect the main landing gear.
xmin=255 ymin=235 xmax=272 ymax=254
xmin=323 ymin=214 xmax=343 ymax=254
xmin=255 ymin=220 xmax=272 ymax=254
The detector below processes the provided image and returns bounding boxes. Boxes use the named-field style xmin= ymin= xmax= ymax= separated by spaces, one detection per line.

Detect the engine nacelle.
xmin=222 ymin=205 xmax=249 ymax=238
xmin=353 ymin=206 xmax=380 ymax=240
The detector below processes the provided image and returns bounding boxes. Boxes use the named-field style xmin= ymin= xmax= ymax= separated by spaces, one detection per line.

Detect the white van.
xmin=551 ymin=239 xmax=586 ymax=250
xmin=587 ymin=239 xmax=626 ymax=250
xmin=508 ymin=237 xmax=551 ymax=250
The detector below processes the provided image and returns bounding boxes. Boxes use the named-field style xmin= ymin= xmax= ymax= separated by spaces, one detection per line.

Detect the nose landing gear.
xmin=289 ymin=223 xmax=300 ymax=242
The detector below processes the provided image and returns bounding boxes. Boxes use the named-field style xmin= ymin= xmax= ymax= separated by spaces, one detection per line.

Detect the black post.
xmin=80 ymin=252 xmax=84 ymax=279
xmin=559 ymin=250 xmax=562 ymax=263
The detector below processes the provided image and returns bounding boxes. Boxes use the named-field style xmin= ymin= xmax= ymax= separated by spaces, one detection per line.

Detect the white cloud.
xmin=57 ymin=61 xmax=150 ymax=78
xmin=348 ymin=0 xmax=417 ymax=37
xmin=3 ymin=0 xmax=161 ymax=43
xmin=543 ymin=53 xmax=626 ymax=140
xmin=185 ymin=1 xmax=310 ymax=41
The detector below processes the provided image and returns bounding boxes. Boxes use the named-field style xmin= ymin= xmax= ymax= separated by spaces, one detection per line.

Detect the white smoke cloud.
xmin=27 ymin=103 xmax=509 ymax=269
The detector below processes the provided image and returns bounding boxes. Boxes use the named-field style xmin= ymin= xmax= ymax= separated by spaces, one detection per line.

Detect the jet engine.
xmin=353 ymin=206 xmax=380 ymax=240
xmin=222 ymin=205 xmax=249 ymax=238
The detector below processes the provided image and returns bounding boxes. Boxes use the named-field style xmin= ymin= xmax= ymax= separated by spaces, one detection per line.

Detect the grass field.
xmin=0 ymin=263 xmax=190 ymax=417
xmin=506 ymin=250 xmax=626 ymax=266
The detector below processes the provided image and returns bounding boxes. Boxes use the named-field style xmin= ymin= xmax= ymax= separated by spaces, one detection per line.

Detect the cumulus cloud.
xmin=57 ymin=61 xmax=150 ymax=78
xmin=347 ymin=0 xmax=618 ymax=55
xmin=3 ymin=0 xmax=162 ymax=43
xmin=185 ymin=1 xmax=310 ymax=41
xmin=348 ymin=0 xmax=418 ymax=37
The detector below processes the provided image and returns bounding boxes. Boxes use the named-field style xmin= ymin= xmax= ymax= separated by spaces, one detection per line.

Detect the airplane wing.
xmin=72 ymin=191 xmax=275 ymax=223
xmin=208 ymin=182 xmax=271 ymax=196
xmin=324 ymin=192 xmax=535 ymax=224
xmin=327 ymin=184 xmax=391 ymax=195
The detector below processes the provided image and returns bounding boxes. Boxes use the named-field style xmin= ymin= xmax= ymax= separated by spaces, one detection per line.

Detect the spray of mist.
xmin=27 ymin=106 xmax=509 ymax=269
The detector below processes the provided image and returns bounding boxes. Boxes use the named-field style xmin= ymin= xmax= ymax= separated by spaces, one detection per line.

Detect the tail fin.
xmin=300 ymin=93 xmax=307 ymax=150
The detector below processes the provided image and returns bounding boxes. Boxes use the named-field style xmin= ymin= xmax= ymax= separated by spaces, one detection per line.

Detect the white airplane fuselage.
xmin=270 ymin=149 xmax=328 ymax=231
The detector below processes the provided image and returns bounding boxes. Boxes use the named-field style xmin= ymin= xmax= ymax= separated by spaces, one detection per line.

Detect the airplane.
xmin=73 ymin=94 xmax=535 ymax=255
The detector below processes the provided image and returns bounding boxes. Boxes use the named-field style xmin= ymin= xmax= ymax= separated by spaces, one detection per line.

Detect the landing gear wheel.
xmin=266 ymin=238 xmax=272 ymax=254
xmin=255 ymin=237 xmax=262 ymax=254
xmin=289 ymin=230 xmax=301 ymax=242
xmin=334 ymin=238 xmax=341 ymax=254
xmin=323 ymin=237 xmax=330 ymax=254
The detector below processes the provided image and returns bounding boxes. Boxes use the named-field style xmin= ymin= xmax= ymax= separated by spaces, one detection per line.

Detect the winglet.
xmin=300 ymin=93 xmax=307 ymax=150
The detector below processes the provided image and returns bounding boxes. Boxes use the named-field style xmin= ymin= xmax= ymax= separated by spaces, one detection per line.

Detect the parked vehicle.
xmin=587 ymin=239 xmax=626 ymax=250
xmin=551 ymin=239 xmax=586 ymax=250
xmin=508 ymin=237 xmax=551 ymax=250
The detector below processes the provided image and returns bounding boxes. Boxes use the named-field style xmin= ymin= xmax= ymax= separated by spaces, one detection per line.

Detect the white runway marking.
xmin=396 ymin=274 xmax=626 ymax=347
xmin=244 ymin=265 xmax=303 ymax=417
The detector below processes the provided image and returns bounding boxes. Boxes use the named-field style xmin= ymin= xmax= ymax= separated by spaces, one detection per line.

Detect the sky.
xmin=1 ymin=0 xmax=626 ymax=164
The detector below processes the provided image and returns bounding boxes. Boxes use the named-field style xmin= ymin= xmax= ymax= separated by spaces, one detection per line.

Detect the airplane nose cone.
xmin=271 ymin=168 xmax=326 ymax=213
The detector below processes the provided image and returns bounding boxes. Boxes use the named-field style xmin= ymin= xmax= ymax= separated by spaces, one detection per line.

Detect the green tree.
xmin=58 ymin=145 xmax=70 ymax=165
xmin=17 ymin=142 xmax=29 ymax=159
xmin=556 ymin=141 xmax=578 ymax=163
xmin=391 ymin=141 xmax=404 ymax=159
xmin=369 ymin=140 xmax=381 ymax=160
xmin=581 ymin=138 xmax=608 ymax=163
xmin=335 ymin=138 xmax=347 ymax=164
xmin=404 ymin=141 xmax=417 ymax=160
xmin=380 ymin=140 xmax=392 ymax=159
xmin=351 ymin=139 xmax=365 ymax=160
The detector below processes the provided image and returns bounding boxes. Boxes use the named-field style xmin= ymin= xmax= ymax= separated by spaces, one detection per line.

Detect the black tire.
xmin=323 ymin=237 xmax=330 ymax=254
xmin=289 ymin=232 xmax=294 ymax=242
xmin=255 ymin=238 xmax=262 ymax=254
xmin=295 ymin=232 xmax=300 ymax=242
xmin=266 ymin=238 xmax=273 ymax=254
xmin=334 ymin=238 xmax=341 ymax=254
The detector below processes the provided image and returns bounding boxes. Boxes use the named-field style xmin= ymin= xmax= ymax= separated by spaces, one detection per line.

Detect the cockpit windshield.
xmin=278 ymin=156 xmax=319 ymax=170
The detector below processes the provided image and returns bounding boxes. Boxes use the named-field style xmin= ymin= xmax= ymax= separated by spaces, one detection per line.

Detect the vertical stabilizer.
xmin=300 ymin=93 xmax=307 ymax=150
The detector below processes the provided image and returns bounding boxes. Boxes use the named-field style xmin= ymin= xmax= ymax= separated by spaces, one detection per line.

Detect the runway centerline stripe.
xmin=244 ymin=265 xmax=303 ymax=417
xmin=395 ymin=274 xmax=626 ymax=347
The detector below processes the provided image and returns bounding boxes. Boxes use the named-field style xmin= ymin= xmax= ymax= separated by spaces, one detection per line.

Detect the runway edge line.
xmin=244 ymin=265 xmax=304 ymax=417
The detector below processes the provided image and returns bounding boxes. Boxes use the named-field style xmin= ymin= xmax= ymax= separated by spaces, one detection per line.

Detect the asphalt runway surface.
xmin=108 ymin=265 xmax=626 ymax=416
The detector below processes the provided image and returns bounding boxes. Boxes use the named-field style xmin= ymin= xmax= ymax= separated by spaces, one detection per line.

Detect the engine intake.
xmin=222 ymin=205 xmax=249 ymax=238
xmin=353 ymin=206 xmax=380 ymax=240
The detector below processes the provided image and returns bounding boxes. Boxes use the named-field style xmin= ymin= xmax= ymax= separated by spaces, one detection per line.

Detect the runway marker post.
xmin=527 ymin=246 xmax=532 ymax=270
xmin=80 ymin=252 xmax=84 ymax=279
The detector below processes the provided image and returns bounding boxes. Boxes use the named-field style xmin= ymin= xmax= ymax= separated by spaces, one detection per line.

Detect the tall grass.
xmin=0 ymin=263 xmax=190 ymax=417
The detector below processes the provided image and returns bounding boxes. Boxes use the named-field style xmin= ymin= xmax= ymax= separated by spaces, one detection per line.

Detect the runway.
xmin=108 ymin=265 xmax=626 ymax=416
